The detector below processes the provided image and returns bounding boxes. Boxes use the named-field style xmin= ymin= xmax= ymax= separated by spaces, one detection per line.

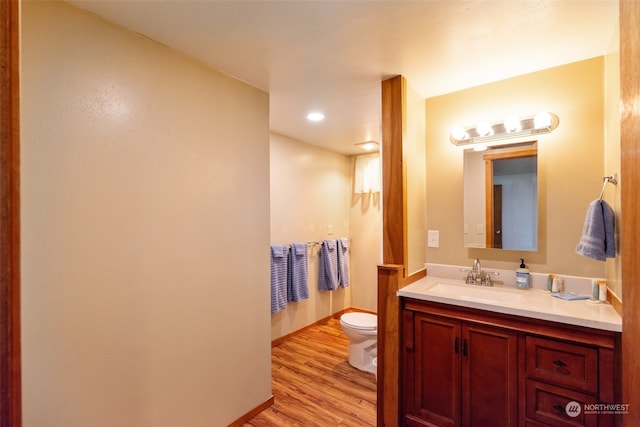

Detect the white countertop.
xmin=398 ymin=275 xmax=622 ymax=332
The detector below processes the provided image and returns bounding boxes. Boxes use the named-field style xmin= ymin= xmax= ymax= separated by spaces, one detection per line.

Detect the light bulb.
xmin=534 ymin=112 xmax=552 ymax=129
xmin=451 ymin=126 xmax=468 ymax=141
xmin=476 ymin=121 xmax=493 ymax=137
xmin=504 ymin=116 xmax=522 ymax=133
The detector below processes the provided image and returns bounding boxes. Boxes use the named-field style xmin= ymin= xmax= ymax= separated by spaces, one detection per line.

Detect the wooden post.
xmin=620 ymin=0 xmax=640 ymax=423
xmin=377 ymin=265 xmax=425 ymax=427
xmin=0 ymin=1 xmax=22 ymax=426
xmin=378 ymin=75 xmax=428 ymax=426
xmin=377 ymin=265 xmax=403 ymax=427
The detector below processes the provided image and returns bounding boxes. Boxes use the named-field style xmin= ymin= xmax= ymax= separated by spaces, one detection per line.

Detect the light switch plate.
xmin=427 ymin=230 xmax=440 ymax=248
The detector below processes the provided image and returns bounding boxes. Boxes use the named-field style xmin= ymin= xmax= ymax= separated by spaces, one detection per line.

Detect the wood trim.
xmin=482 ymin=148 xmax=537 ymax=161
xmin=620 ymin=0 xmax=640 ymax=417
xmin=483 ymin=148 xmax=537 ymax=248
xmin=227 ymin=395 xmax=275 ymax=427
xmin=484 ymin=158 xmax=494 ymax=248
xmin=381 ymin=76 xmax=406 ymax=268
xmin=607 ymin=287 xmax=622 ymax=317
xmin=0 ymin=1 xmax=21 ymax=426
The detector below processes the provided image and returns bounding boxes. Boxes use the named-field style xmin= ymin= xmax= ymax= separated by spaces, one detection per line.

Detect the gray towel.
xmin=287 ymin=243 xmax=309 ymax=302
xmin=337 ymin=237 xmax=350 ymax=288
xmin=576 ymin=199 xmax=616 ymax=262
xmin=318 ymin=239 xmax=339 ymax=291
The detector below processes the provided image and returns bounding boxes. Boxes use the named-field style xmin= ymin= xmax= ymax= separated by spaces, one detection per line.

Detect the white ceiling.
xmin=68 ymin=0 xmax=619 ymax=155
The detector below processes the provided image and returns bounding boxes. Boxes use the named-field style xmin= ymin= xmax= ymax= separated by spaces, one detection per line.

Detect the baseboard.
xmin=227 ymin=395 xmax=274 ymax=427
xmin=271 ymin=306 xmax=376 ymax=347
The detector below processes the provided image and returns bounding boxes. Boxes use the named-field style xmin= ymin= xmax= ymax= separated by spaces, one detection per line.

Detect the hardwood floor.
xmin=244 ymin=318 xmax=377 ymax=426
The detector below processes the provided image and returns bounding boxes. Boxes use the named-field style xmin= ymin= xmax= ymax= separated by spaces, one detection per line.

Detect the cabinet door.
xmin=461 ymin=324 xmax=518 ymax=427
xmin=410 ymin=313 xmax=461 ymax=427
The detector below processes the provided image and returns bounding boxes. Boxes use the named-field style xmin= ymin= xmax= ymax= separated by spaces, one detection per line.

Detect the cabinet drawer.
xmin=525 ymin=336 xmax=598 ymax=393
xmin=525 ymin=380 xmax=598 ymax=427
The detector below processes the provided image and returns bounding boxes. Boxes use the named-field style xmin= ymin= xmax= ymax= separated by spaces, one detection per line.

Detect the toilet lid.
xmin=341 ymin=312 xmax=377 ymax=331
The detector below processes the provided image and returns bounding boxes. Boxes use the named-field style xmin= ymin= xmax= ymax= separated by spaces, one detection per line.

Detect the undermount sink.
xmin=426 ymin=282 xmax=524 ymax=304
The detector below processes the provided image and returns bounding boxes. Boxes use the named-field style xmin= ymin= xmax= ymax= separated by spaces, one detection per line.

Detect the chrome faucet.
xmin=472 ymin=258 xmax=481 ymax=277
xmin=465 ymin=258 xmax=494 ymax=286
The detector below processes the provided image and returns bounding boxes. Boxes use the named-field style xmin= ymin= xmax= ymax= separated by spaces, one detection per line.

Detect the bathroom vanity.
xmin=398 ymin=277 xmax=622 ymax=427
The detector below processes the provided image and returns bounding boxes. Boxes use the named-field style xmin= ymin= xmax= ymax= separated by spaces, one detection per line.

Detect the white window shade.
xmin=354 ymin=153 xmax=381 ymax=194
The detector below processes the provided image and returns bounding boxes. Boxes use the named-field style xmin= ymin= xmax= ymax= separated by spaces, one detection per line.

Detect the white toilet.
xmin=340 ymin=312 xmax=378 ymax=374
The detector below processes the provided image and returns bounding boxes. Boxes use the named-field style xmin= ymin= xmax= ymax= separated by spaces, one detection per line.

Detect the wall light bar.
xmin=450 ymin=112 xmax=559 ymax=147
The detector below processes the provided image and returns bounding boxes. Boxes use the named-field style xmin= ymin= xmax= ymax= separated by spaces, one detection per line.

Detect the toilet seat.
xmin=341 ymin=312 xmax=377 ymax=331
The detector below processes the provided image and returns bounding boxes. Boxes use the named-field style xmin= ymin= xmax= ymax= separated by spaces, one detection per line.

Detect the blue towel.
xmin=318 ymin=239 xmax=339 ymax=291
xmin=270 ymin=245 xmax=288 ymax=313
xmin=288 ymin=243 xmax=309 ymax=302
xmin=337 ymin=237 xmax=350 ymax=288
xmin=552 ymin=292 xmax=590 ymax=301
xmin=576 ymin=199 xmax=616 ymax=262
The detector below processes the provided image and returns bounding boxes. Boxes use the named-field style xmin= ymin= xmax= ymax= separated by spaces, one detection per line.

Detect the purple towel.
xmin=270 ymin=245 xmax=288 ymax=313
xmin=288 ymin=243 xmax=309 ymax=302
xmin=576 ymin=199 xmax=616 ymax=262
xmin=318 ymin=239 xmax=339 ymax=291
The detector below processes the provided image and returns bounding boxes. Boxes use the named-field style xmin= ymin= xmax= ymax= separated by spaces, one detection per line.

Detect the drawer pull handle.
xmin=553 ymin=404 xmax=565 ymax=412
xmin=553 ymin=360 xmax=567 ymax=368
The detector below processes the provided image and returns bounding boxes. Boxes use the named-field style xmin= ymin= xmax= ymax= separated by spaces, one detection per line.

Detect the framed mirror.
xmin=463 ymin=142 xmax=538 ymax=251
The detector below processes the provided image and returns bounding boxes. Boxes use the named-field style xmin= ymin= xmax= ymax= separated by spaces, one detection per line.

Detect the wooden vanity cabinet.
xmin=401 ymin=298 xmax=621 ymax=427
xmin=402 ymin=308 xmax=518 ymax=427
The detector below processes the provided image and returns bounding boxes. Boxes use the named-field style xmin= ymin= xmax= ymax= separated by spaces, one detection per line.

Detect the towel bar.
xmin=599 ymin=174 xmax=618 ymax=200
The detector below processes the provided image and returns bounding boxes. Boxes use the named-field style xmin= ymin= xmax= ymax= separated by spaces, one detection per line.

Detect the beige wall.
xmin=269 ymin=133 xmax=352 ymax=338
xmin=269 ymin=133 xmax=382 ymax=332
xmin=425 ymin=58 xmax=608 ymax=281
xmin=21 ymin=2 xmax=271 ymax=426
xmin=349 ymin=158 xmax=381 ymax=313
xmin=604 ymin=20 xmax=622 ymax=298
xmin=406 ymin=83 xmax=427 ymax=275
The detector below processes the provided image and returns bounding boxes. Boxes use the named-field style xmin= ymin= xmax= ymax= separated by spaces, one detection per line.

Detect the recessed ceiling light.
xmin=306 ymin=112 xmax=325 ymax=122
xmin=355 ymin=141 xmax=379 ymax=151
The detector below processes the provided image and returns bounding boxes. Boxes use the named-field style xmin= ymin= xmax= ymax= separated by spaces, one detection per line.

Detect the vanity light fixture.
xmin=450 ymin=112 xmax=559 ymax=147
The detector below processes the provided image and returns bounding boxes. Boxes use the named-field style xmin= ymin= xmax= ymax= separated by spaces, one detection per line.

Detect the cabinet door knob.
xmin=553 ymin=360 xmax=567 ymax=368
xmin=454 ymin=337 xmax=459 ymax=354
xmin=462 ymin=339 xmax=468 ymax=356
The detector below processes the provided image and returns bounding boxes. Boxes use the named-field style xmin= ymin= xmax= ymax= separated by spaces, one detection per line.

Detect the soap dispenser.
xmin=516 ymin=259 xmax=530 ymax=289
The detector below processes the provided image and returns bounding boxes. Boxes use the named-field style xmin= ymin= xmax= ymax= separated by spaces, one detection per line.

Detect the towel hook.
xmin=599 ymin=174 xmax=618 ymax=200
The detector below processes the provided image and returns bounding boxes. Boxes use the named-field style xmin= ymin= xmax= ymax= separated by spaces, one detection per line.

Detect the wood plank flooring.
xmin=244 ymin=318 xmax=377 ymax=426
